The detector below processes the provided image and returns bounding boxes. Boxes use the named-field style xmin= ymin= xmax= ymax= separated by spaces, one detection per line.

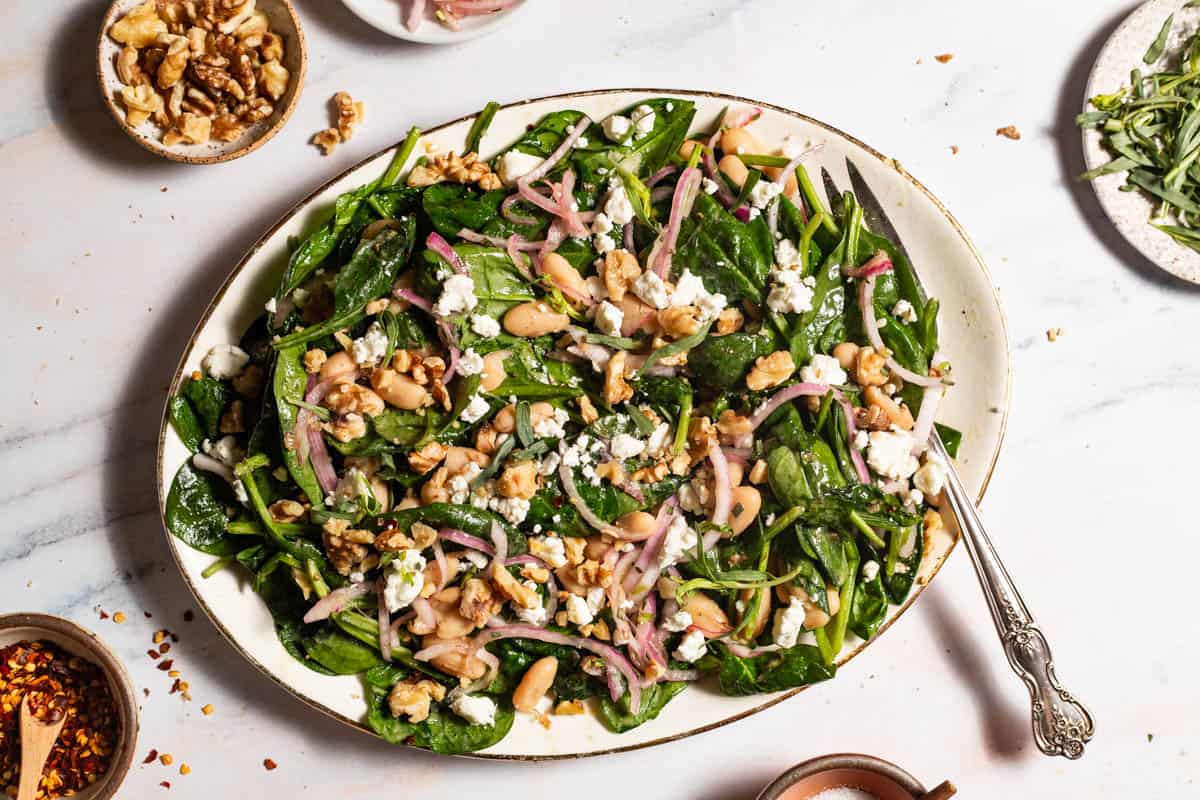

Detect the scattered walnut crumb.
xmin=160 ymin=753 xmax=174 ymax=766
xmin=263 ymin=758 xmax=278 ymax=771
xmin=113 ymin=611 xmax=127 ymax=624
xmin=1046 ymin=327 xmax=1063 ymax=342
xmin=950 ymin=145 xmax=959 ymax=155
xmin=312 ymin=128 xmax=340 ymax=156
xmin=201 ymin=704 xmax=214 ymax=715
xmin=935 ymin=53 xmax=954 ymax=63
xmin=996 ymin=125 xmax=1021 ymax=140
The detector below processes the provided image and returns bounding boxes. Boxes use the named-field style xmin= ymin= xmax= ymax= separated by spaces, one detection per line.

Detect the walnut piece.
xmin=854 ymin=346 xmax=889 ymax=387
xmin=746 ymin=351 xmax=796 ymax=391
xmin=388 ymin=679 xmax=446 ymax=724
xmin=312 ymin=128 xmax=340 ymax=155
xmin=322 ymin=518 xmax=372 ymax=576
xmin=490 ymin=563 xmax=540 ymax=609
xmin=334 ymin=91 xmax=364 ymax=141
xmin=116 ymin=46 xmax=144 ymax=85
xmin=119 ymin=84 xmax=163 ymax=127
xmin=497 ymin=461 xmax=539 ymax=500
xmin=602 ymin=250 xmax=641 ymax=302
xmin=259 ymin=59 xmax=289 ymax=100
xmin=408 ymin=441 xmax=448 ymax=475
xmin=459 ymin=578 xmax=502 ymax=627
xmin=155 ymin=33 xmax=190 ymax=89
xmin=406 ymin=151 xmax=501 ymax=191
xmin=604 ymin=351 xmax=634 ymax=405
xmin=110 ymin=1 xmax=167 ymax=48
xmin=716 ymin=307 xmax=744 ymax=335
xmin=657 ymin=305 xmax=702 ymax=339
xmin=163 ymin=112 xmax=211 ymax=145
xmin=324 ymin=383 xmax=385 ymax=417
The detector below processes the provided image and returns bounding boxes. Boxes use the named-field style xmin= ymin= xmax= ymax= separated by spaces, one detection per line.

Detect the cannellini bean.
xmin=720 ymin=127 xmax=764 ymax=158
xmin=683 ymin=592 xmax=731 ymax=637
xmin=481 ymin=351 xmax=507 ymax=392
xmin=619 ymin=294 xmax=659 ymax=337
xmin=832 ymin=342 xmax=860 ymax=371
xmin=503 ymin=301 xmax=570 ymax=337
xmin=444 ymin=446 xmax=490 ymax=474
xmin=541 ymin=253 xmax=591 ymax=301
xmin=736 ymin=588 xmax=772 ymax=641
xmin=320 ymin=351 xmax=356 ymax=381
xmin=718 ymin=154 xmax=750 ymax=187
xmin=726 ymin=486 xmax=762 ymax=537
xmin=370 ymin=368 xmax=430 ymax=410
xmin=616 ymin=511 xmax=656 ymax=539
xmin=513 ymin=656 xmax=558 ymax=712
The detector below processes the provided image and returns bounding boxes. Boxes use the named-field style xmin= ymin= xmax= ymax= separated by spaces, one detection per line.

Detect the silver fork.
xmin=819 ymin=160 xmax=1095 ymax=759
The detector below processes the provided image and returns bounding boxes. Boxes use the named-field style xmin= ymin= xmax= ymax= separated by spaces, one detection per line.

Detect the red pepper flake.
xmin=98 ymin=610 xmax=109 ymax=620
xmin=934 ymin=53 xmax=954 ymax=63
xmin=263 ymin=758 xmax=278 ymax=771
xmin=158 ymin=642 xmax=171 ymax=655
xmin=144 ymin=611 xmax=153 ymax=619
xmin=147 ymin=649 xmax=161 ymax=660
xmin=0 ymin=640 xmax=119 ymax=799
xmin=160 ymin=781 xmax=172 ymax=789
xmin=157 ymin=659 xmax=174 ymax=672
xmin=144 ymin=749 xmax=159 ymax=764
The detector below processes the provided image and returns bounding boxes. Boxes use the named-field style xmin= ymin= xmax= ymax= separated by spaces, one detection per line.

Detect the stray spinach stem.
xmin=465 ymin=102 xmax=500 ymax=155
xmin=379 ymin=127 xmax=422 ymax=188
xmin=848 ymin=510 xmax=887 ymax=549
xmin=201 ymin=557 xmax=233 ymax=579
xmin=796 ymin=165 xmax=839 ymax=237
xmin=672 ymin=390 xmax=693 ymax=456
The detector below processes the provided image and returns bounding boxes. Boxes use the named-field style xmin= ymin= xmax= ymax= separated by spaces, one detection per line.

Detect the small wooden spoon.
xmin=917 ymin=781 xmax=957 ymax=800
xmin=17 ymin=695 xmax=67 ymax=800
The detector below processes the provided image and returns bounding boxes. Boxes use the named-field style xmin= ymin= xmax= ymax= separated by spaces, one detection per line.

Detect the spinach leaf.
xmin=167 ymin=395 xmax=205 ymax=452
xmin=576 ymin=99 xmax=697 ymax=190
xmin=278 ymin=182 xmax=378 ymax=298
xmin=165 ymin=464 xmax=238 ymax=556
xmin=273 ymin=344 xmax=325 ymax=506
xmin=717 ymin=644 xmax=834 ymax=695
xmin=850 ymin=563 xmax=889 ymax=640
xmin=789 ymin=244 xmax=846 ymax=366
xmin=275 ymin=615 xmax=334 ymax=676
xmin=363 ymin=664 xmax=418 ymax=744
xmin=415 ymin=244 xmax=537 ymax=321
xmin=597 ymin=680 xmax=687 ymax=733
xmin=674 ymin=194 xmax=771 ymax=302
xmin=333 ymin=221 xmax=416 ymax=316
xmin=883 ymin=522 xmax=924 ymax=604
xmin=422 ymin=183 xmax=542 ymax=241
xmin=414 ymin=702 xmax=515 ymax=755
xmin=935 ymin=423 xmax=962 ymax=458
xmin=799 ymin=526 xmax=850 ymax=587
xmin=301 ymin=626 xmax=383 ymax=674
xmin=179 ymin=375 xmax=229 ymax=440
xmin=686 ymin=329 xmax=779 ymax=391
xmin=767 ymin=446 xmax=812 ymax=506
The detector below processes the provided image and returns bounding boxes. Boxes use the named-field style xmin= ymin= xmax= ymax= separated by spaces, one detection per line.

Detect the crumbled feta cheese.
xmin=383 ymin=550 xmax=426 ymax=613
xmin=775 ymin=239 xmax=801 ymax=268
xmin=853 ymin=430 xmax=870 ymax=450
xmin=631 ymin=104 xmax=656 ymax=136
xmin=448 ymin=463 xmax=481 ymax=504
xmin=764 ymin=512 xmax=776 ymax=526
xmin=604 ymin=184 xmax=636 ymax=226
xmin=892 ymin=299 xmax=918 ymax=323
xmin=701 ymin=177 xmax=719 ymax=195
xmin=632 ymin=271 xmax=671 ymax=309
xmin=894 ymin=562 xmax=910 ymax=574
xmin=610 ymin=433 xmax=645 ymax=460
xmin=533 ymin=407 xmax=569 ymax=439
xmin=595 ymin=300 xmax=624 ymax=336
xmin=904 ymin=487 xmax=925 ymax=509
xmin=661 ymin=609 xmax=693 ymax=633
xmin=201 ymin=344 xmax=250 ymax=379
xmin=264 ymin=297 xmax=278 ymax=314
xmin=496 ymin=150 xmax=544 ymax=186
xmin=566 ymin=593 xmax=594 ymax=626
xmin=601 ymin=114 xmax=632 ymax=142
xmin=514 ymin=582 xmax=548 ymax=625
xmin=665 ymin=101 xmax=675 ymax=111
xmin=449 ymin=693 xmax=497 ymax=726
xmin=646 ymin=423 xmax=671 ymax=457
xmin=350 ymin=321 xmax=389 ymax=366
xmin=529 ymin=535 xmax=567 ymax=569
xmin=678 ymin=482 xmax=703 ymax=514
xmin=766 ymin=267 xmax=815 ymax=314
xmin=862 ymin=560 xmax=880 ymax=582
xmin=748 ymin=179 xmax=783 ymax=209
xmin=594 ymin=234 xmax=616 ymax=254
xmin=671 ymin=269 xmax=727 ymax=321
xmin=799 ymin=353 xmax=848 ymax=386
xmin=585 ymin=587 xmax=605 ymax=614
xmin=202 ymin=435 xmax=244 ymax=468
xmin=673 ymin=629 xmax=707 ymax=663
xmin=772 ymin=597 xmax=808 ymax=648
xmin=576 ymin=136 xmax=589 ymax=148
xmin=866 ymin=429 xmax=920 ymax=480
xmin=332 ymin=467 xmax=371 ymax=506
xmin=912 ymin=455 xmax=948 ymax=498
xmin=470 ymin=314 xmax=501 ymax=338
xmin=747 ymin=207 xmax=762 ymax=220
xmin=461 ymin=394 xmax=491 ymax=424
xmin=658 ymin=516 xmax=698 ymax=568
xmin=462 ymin=549 xmax=490 ymax=570
xmin=592 ymin=212 xmax=614 ymax=236
xmin=434 ymin=274 xmax=478 ymax=317
xmin=489 ymin=495 xmax=530 ymax=525
xmin=457 ymin=348 xmax=485 ymax=377
xmin=584 ymin=276 xmax=607 ymax=302
xmin=538 ymin=452 xmax=561 ymax=477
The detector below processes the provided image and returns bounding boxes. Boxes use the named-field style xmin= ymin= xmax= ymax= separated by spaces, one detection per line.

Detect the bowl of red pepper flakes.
xmin=0 ymin=614 xmax=138 ymax=800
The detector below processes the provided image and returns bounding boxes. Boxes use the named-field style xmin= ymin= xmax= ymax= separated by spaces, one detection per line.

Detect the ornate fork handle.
xmin=931 ymin=435 xmax=1095 ymax=759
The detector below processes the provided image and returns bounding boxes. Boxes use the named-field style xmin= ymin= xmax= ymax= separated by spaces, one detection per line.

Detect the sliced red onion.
xmin=438 ymin=527 xmax=494 ymax=555
xmin=651 ymin=167 xmax=702 ymax=278
xmin=520 ymin=118 xmax=590 ymax=185
xmin=506 ymin=235 xmax=536 ymax=282
xmin=405 ymin=0 xmax=426 ymax=31
xmin=663 ymin=668 xmax=701 ymax=681
xmin=741 ymin=382 xmax=832 ymax=446
xmin=489 ymin=521 xmax=508 ymax=567
xmin=432 ymin=539 xmax=450 ymax=590
xmin=646 ymin=165 xmax=678 ymax=188
xmin=858 ymin=276 xmax=944 ymax=389
xmin=377 ymin=578 xmax=392 ymax=661
xmin=634 ymin=498 xmax=678 ymax=572
xmin=844 ymin=251 xmax=893 ymax=279
xmin=302 ymin=582 xmax=371 ymax=624
xmin=427 ymin=231 xmax=468 ymax=276
xmin=388 ymin=611 xmax=415 ymax=649
xmin=700 ymin=529 xmax=723 ymax=552
xmin=307 ymin=427 xmax=337 ymax=494
xmin=472 ymin=625 xmax=642 ymax=714
xmin=623 ymin=221 xmax=636 ymax=251
xmin=501 ymin=191 xmax=538 ymax=226
xmin=722 ymin=446 xmax=751 ymax=464
xmin=414 ymin=639 xmax=469 ymax=662
xmin=649 ymin=185 xmax=674 ymax=204
xmin=535 ymin=220 xmax=566 ymax=273
xmin=558 ymin=445 xmax=624 ymax=538
xmin=393 ymin=287 xmax=433 ymax=313
xmin=831 ymin=388 xmax=871 ymax=484
xmin=444 ymin=0 xmax=517 ymax=15
xmin=442 ymin=342 xmax=462 ymax=383
xmin=910 ymin=385 xmax=943 ymax=456
xmin=766 ymin=199 xmax=780 ymax=242
xmin=552 ymin=169 xmax=589 ymax=239
xmin=724 ymin=641 xmax=781 ymax=658
xmin=456 ymin=227 xmax=543 ymax=250
xmin=725 ymin=106 xmax=762 ymax=129
xmin=708 ymin=444 xmax=732 ymax=528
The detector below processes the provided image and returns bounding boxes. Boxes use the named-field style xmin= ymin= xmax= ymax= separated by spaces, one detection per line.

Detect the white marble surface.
xmin=1 ymin=0 xmax=1196 ymax=797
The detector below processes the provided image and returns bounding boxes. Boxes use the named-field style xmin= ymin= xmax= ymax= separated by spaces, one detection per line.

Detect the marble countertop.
xmin=2 ymin=0 xmax=1196 ymax=797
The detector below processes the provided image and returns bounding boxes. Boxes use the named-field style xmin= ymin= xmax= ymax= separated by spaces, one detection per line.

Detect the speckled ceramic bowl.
xmin=757 ymin=754 xmax=927 ymax=800
xmin=341 ymin=0 xmax=530 ymax=43
xmin=0 ymin=613 xmax=139 ymax=800
xmin=96 ymin=0 xmax=307 ymax=165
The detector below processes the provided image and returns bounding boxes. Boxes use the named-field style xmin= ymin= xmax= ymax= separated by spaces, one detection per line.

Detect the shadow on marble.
xmin=1054 ymin=2 xmax=1200 ymax=295
xmin=924 ymin=583 xmax=1029 ymax=761
xmin=292 ymin=0 xmax=414 ymax=49
xmin=45 ymin=0 xmax=173 ymax=171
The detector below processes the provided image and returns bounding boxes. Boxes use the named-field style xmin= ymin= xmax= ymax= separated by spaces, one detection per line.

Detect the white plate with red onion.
xmin=342 ymin=0 xmax=528 ymax=43
xmin=157 ymin=89 xmax=1010 ymax=758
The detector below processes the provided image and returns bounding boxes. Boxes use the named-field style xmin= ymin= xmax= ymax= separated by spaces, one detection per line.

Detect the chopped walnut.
xmin=594 ymin=460 xmax=626 ymax=486
xmin=388 ymin=679 xmax=446 ymax=723
xmin=420 ymin=466 xmax=450 ymax=505
xmin=259 ymin=59 xmax=289 ymax=101
xmin=322 ymin=519 xmax=373 ymax=576
xmin=854 ymin=346 xmax=889 ymax=387
xmin=687 ymin=416 xmax=716 ymax=464
xmin=374 ymin=528 xmax=415 ymax=552
xmin=116 ymin=46 xmax=144 ymax=85
xmin=109 ymin=1 xmax=167 ymax=48
xmin=474 ymin=424 xmax=501 ymax=456
xmin=406 ymin=151 xmax=501 ymax=191
xmin=604 ymin=351 xmax=634 ymax=405
xmin=334 ymin=91 xmax=365 ymax=141
xmin=324 ymin=383 xmax=385 ymax=417
xmin=577 ymin=394 xmax=599 ymax=424
xmin=163 ymin=112 xmax=211 ymax=145
xmin=410 ymin=522 xmax=438 ymax=550
xmin=863 ymin=385 xmax=914 ymax=431
xmin=259 ymin=31 xmax=284 ymax=62
xmin=120 ymin=84 xmax=163 ymax=127
xmin=748 ymin=459 xmax=768 ymax=485
xmin=631 ymin=461 xmax=669 ymax=483
xmin=325 ymin=412 xmax=367 ymax=442
xmin=490 ymin=562 xmax=540 ymax=609
xmin=562 ymin=536 xmax=586 ymax=566
xmin=601 ymin=250 xmax=641 ymax=302
xmin=269 ymin=499 xmax=306 ymax=524
xmin=657 ymin=305 xmax=702 ymax=338
xmin=716 ymin=307 xmax=744 ymax=335
xmin=155 ymin=33 xmax=190 ymax=89
xmin=459 ymin=578 xmax=502 ymax=627
xmin=497 ymin=461 xmax=539 ymax=500
xmin=520 ymin=564 xmax=550 ymax=583
xmin=715 ymin=409 xmax=752 ymax=442
xmin=746 ymin=351 xmax=796 ymax=391
xmin=218 ymin=398 xmax=244 ymax=434
xmin=555 ymin=700 xmax=585 ymax=715
xmin=303 ymin=349 xmax=328 ymax=374
xmin=232 ymin=363 xmax=265 ymax=398
xmin=408 ymin=441 xmax=448 ymax=475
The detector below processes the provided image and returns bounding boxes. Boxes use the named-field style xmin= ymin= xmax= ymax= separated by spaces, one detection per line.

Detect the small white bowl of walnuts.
xmin=97 ymin=0 xmax=306 ymax=164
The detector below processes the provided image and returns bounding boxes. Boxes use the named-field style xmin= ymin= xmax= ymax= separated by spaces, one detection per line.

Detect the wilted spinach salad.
xmin=165 ymin=98 xmax=960 ymax=754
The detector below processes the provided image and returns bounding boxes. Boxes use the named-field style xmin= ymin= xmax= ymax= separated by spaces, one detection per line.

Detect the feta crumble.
xmin=264 ymin=297 xmax=278 ymax=315
xmin=861 ymin=560 xmax=880 ymax=582
xmin=912 ymin=455 xmax=948 ymax=497
xmin=671 ymin=269 xmax=727 ymax=321
xmin=383 ymin=550 xmax=426 ymax=613
xmin=610 ymin=433 xmax=645 ymax=460
xmin=604 ymin=184 xmax=636 ymax=226
xmin=201 ymin=344 xmax=250 ymax=379
xmin=892 ymin=299 xmax=918 ymax=323
xmin=866 ymin=429 xmax=920 ymax=480
xmin=632 ymin=271 xmax=671 ymax=309
xmin=799 ymin=353 xmax=848 ymax=386
xmin=646 ymin=423 xmax=671 ymax=457
xmin=461 ymin=394 xmax=491 ymax=424
xmin=434 ymin=274 xmax=478 ymax=317
xmin=701 ymin=177 xmax=719 ymax=195
xmin=496 ymin=150 xmax=544 ymax=186
xmin=661 ymin=609 xmax=693 ymax=633
xmin=775 ymin=239 xmax=801 ymax=268
xmin=601 ymin=114 xmax=632 ymax=142
xmin=595 ymin=301 xmax=624 ymax=336
xmin=457 ymin=348 xmax=485 ymax=377
xmin=533 ymin=407 xmax=570 ymax=439
xmin=514 ymin=582 xmax=548 ymax=625
xmin=673 ymin=629 xmax=708 ymax=663
xmin=350 ymin=321 xmax=388 ymax=366
xmin=772 ymin=597 xmax=808 ymax=648
xmin=470 ymin=314 xmax=501 ymax=338
xmin=747 ymin=179 xmax=783 ymax=209
xmin=566 ymin=593 xmax=594 ymax=626
xmin=766 ymin=267 xmax=815 ymax=314
xmin=658 ymin=516 xmax=698 ymax=568
xmin=631 ymin=104 xmax=656 ymax=137
xmin=449 ymin=693 xmax=497 ymax=726
xmin=529 ymin=535 xmax=567 ymax=569
xmin=489 ymin=495 xmax=530 ymax=525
